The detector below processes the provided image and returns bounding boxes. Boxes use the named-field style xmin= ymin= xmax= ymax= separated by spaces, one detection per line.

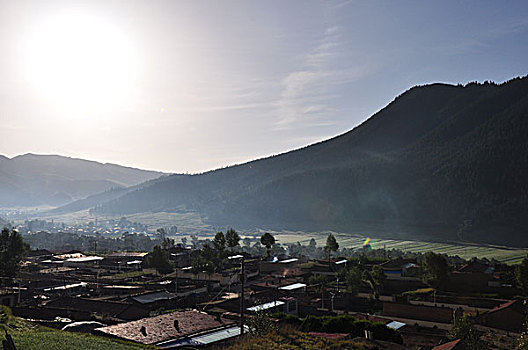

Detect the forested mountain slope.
xmin=94 ymin=76 xmax=528 ymax=245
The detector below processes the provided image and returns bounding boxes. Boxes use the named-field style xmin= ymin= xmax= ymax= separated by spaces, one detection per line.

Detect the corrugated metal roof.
xmin=132 ymin=291 xmax=176 ymax=304
xmin=43 ymin=282 xmax=87 ymax=291
xmin=247 ymin=300 xmax=285 ymax=312
xmin=278 ymin=283 xmax=306 ymax=291
xmin=279 ymin=258 xmax=298 ymax=264
xmin=386 ymin=321 xmax=406 ymax=330
xmin=156 ymin=326 xmax=246 ymax=347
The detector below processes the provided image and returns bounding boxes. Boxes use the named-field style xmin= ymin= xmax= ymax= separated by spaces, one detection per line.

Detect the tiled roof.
xmin=458 ymin=261 xmax=490 ymax=273
xmin=432 ymin=339 xmax=464 ymax=350
xmin=94 ymin=310 xmax=235 ymax=345
xmin=486 ymin=299 xmax=524 ymax=315
xmin=380 ymin=257 xmax=416 ymax=269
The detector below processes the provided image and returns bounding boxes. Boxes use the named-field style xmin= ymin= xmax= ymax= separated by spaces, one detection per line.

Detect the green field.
xmin=23 ymin=208 xmax=528 ymax=264
xmin=269 ymin=231 xmax=528 ymax=264
xmin=173 ymin=230 xmax=528 ymax=264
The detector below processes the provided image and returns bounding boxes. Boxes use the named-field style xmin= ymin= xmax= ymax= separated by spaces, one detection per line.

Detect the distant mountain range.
xmin=0 ymin=154 xmax=165 ymax=206
xmin=50 ymin=76 xmax=528 ymax=245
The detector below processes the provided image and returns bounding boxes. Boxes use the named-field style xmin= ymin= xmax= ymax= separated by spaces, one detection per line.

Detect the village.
xmin=0 ymin=227 xmax=525 ymax=349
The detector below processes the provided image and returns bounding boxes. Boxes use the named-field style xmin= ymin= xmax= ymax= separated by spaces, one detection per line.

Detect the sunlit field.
xmin=24 ymin=208 xmax=528 ymax=264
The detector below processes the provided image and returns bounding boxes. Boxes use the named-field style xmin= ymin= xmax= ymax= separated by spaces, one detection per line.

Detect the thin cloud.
xmin=274 ymin=25 xmax=367 ymax=130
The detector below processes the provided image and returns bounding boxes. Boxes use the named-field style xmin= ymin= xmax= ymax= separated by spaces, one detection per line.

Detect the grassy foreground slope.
xmin=0 ymin=307 xmax=152 ymax=350
xmin=227 ymin=330 xmax=400 ymax=350
xmin=6 ymin=328 xmax=153 ymax=350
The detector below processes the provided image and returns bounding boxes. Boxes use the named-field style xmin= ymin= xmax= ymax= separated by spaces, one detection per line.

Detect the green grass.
xmin=0 ymin=306 xmax=153 ymax=350
xmin=227 ymin=329 xmax=375 ymax=350
xmin=7 ymin=327 xmax=154 ymax=350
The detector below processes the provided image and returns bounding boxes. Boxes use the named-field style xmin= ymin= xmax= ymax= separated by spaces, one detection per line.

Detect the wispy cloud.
xmin=274 ymin=25 xmax=368 ymax=130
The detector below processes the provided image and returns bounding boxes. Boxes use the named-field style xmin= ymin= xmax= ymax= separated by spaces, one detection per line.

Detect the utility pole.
xmin=240 ymin=256 xmax=245 ymax=335
xmin=228 ymin=254 xmax=245 ymax=335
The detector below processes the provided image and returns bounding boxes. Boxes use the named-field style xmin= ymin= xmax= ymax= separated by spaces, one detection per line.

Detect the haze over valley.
xmin=2 ymin=2 xmax=528 ymax=349
xmin=3 ymin=76 xmax=528 ymax=248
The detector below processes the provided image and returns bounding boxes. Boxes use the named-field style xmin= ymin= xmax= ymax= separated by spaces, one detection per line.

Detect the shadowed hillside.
xmin=93 ymin=76 xmax=528 ymax=245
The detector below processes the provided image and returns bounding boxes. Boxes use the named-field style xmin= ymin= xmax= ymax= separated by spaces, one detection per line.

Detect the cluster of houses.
xmin=1 ymin=246 xmax=524 ymax=348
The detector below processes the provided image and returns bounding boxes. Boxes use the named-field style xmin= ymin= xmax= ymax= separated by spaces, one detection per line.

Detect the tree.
xmin=201 ymin=243 xmax=216 ymax=261
xmin=308 ymin=238 xmax=317 ymax=256
xmin=517 ymin=317 xmax=528 ymax=350
xmin=422 ymin=251 xmax=449 ymax=289
xmin=225 ymin=228 xmax=240 ymax=250
xmin=260 ymin=232 xmax=275 ymax=258
xmin=0 ymin=228 xmax=29 ymax=278
xmin=161 ymin=237 xmax=175 ymax=250
xmin=324 ymin=234 xmax=339 ymax=262
xmin=246 ymin=299 xmax=278 ymax=337
xmin=309 ymin=274 xmax=329 ymax=309
xmin=448 ymin=315 xmax=487 ymax=350
xmin=371 ymin=265 xmax=386 ymax=294
xmin=146 ymin=245 xmax=173 ymax=274
xmin=212 ymin=231 xmax=226 ymax=252
xmin=362 ymin=265 xmax=386 ymax=298
xmin=516 ymin=256 xmax=528 ymax=294
xmin=345 ymin=267 xmax=363 ymax=297
xmin=191 ymin=256 xmax=215 ymax=277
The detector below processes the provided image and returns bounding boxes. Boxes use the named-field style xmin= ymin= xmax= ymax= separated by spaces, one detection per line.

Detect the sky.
xmin=0 ymin=1 xmax=527 ymax=173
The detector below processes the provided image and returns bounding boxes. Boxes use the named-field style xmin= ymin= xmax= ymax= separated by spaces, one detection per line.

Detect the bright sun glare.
xmin=24 ymin=12 xmax=136 ymax=112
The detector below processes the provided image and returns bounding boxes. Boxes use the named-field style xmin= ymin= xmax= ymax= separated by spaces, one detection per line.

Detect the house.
xmin=0 ymin=292 xmax=18 ymax=307
xmin=128 ymin=290 xmax=178 ymax=310
xmin=94 ymin=310 xmax=237 ymax=347
xmin=27 ymin=249 xmax=53 ymax=263
xmin=45 ymin=296 xmax=149 ymax=321
xmin=380 ymin=258 xmax=418 ymax=279
xmin=100 ymin=252 xmax=148 ymax=271
xmin=42 ymin=282 xmax=88 ymax=296
xmin=247 ymin=297 xmax=298 ymax=315
xmin=478 ymin=299 xmax=526 ymax=332
xmin=260 ymin=257 xmax=300 ymax=274
xmin=278 ymin=282 xmax=307 ymax=293
xmin=64 ymin=256 xmax=104 ymax=269
xmin=458 ymin=260 xmax=494 ymax=274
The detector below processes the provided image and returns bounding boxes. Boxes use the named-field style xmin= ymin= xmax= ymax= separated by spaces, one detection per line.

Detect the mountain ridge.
xmin=0 ymin=153 xmax=166 ymax=207
xmin=55 ymin=76 xmax=528 ymax=245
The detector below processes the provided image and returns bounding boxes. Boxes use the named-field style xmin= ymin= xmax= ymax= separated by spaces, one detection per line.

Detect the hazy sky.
xmin=1 ymin=1 xmax=527 ymax=173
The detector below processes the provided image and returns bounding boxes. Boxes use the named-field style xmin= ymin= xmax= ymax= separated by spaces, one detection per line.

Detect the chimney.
xmin=173 ymin=320 xmax=180 ymax=332
xmin=140 ymin=326 xmax=147 ymax=336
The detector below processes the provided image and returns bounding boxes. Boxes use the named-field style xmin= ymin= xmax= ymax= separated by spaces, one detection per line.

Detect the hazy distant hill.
xmin=0 ymin=154 xmax=164 ymax=206
xmin=93 ymin=76 xmax=528 ymax=245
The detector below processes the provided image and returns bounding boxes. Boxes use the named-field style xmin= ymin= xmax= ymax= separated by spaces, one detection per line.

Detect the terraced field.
xmin=171 ymin=230 xmax=528 ymax=264
xmin=269 ymin=231 xmax=528 ymax=264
